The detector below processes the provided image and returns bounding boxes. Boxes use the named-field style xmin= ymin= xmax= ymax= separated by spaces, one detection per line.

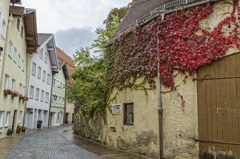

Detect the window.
xmin=13 ymin=48 xmax=17 ymax=62
xmin=45 ymin=92 xmax=49 ymax=103
xmin=23 ymin=86 xmax=25 ymax=96
xmin=22 ymin=60 xmax=24 ymax=71
xmin=44 ymin=52 xmax=48 ymax=63
xmin=53 ymin=78 xmax=56 ymax=86
xmin=39 ymin=49 xmax=43 ymax=59
xmin=0 ymin=112 xmax=3 ymax=127
xmin=124 ymin=103 xmax=134 ymax=125
xmin=42 ymin=70 xmax=46 ymax=82
xmin=18 ymin=54 xmax=21 ymax=67
xmin=59 ymin=96 xmax=61 ymax=103
xmin=58 ymin=112 xmax=60 ymax=119
xmin=21 ymin=26 xmax=23 ymax=38
xmin=5 ymin=112 xmax=10 ymax=127
xmin=47 ymin=74 xmax=51 ymax=84
xmin=32 ymin=62 xmax=36 ymax=76
xmin=62 ymin=98 xmax=64 ymax=104
xmin=57 ymin=80 xmax=59 ymax=86
xmin=17 ymin=18 xmax=20 ymax=31
xmin=18 ymin=111 xmax=22 ymax=124
xmin=1 ymin=17 xmax=7 ymax=39
xmin=11 ymin=79 xmax=15 ymax=91
xmin=40 ymin=90 xmax=44 ymax=102
xmin=4 ymin=75 xmax=9 ymax=89
xmin=35 ymin=88 xmax=40 ymax=100
xmin=19 ymin=84 xmax=22 ymax=94
xmin=55 ymin=95 xmax=58 ymax=102
xmin=63 ymin=84 xmax=65 ymax=90
xmin=60 ymin=82 xmax=62 ymax=88
xmin=8 ymin=41 xmax=12 ymax=57
xmin=30 ymin=86 xmax=34 ymax=98
xmin=37 ymin=67 xmax=41 ymax=79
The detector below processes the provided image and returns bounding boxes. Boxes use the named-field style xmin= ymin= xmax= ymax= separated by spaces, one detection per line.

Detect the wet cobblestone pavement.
xmin=5 ymin=125 xmax=104 ymax=159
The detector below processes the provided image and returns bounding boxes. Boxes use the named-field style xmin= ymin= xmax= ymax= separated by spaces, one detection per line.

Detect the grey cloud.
xmin=55 ymin=27 xmax=97 ymax=57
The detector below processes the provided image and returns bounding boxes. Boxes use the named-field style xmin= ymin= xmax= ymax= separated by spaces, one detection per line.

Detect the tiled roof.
xmin=38 ymin=33 xmax=52 ymax=46
xmin=111 ymin=0 xmax=174 ymax=40
xmin=56 ymin=47 xmax=75 ymax=83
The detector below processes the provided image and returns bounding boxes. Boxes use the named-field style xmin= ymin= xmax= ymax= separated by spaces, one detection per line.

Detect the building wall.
xmin=0 ymin=0 xmax=10 ymax=79
xmin=66 ymin=101 xmax=74 ymax=123
xmin=50 ymin=67 xmax=65 ymax=126
xmin=25 ymin=44 xmax=53 ymax=129
xmin=0 ymin=15 xmax=27 ymax=138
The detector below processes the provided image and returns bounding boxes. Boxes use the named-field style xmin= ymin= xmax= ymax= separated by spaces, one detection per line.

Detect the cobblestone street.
xmin=5 ymin=125 xmax=103 ymax=159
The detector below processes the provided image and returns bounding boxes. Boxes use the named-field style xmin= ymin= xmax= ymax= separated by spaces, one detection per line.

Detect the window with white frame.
xmin=35 ymin=88 xmax=40 ymax=100
xmin=13 ymin=48 xmax=17 ymax=62
xmin=32 ymin=62 xmax=36 ymax=76
xmin=37 ymin=67 xmax=41 ymax=79
xmin=19 ymin=84 xmax=22 ymax=94
xmin=23 ymin=86 xmax=25 ymax=96
xmin=55 ymin=95 xmax=58 ymax=102
xmin=60 ymin=82 xmax=62 ymax=88
xmin=8 ymin=41 xmax=12 ymax=57
xmin=22 ymin=60 xmax=24 ymax=71
xmin=47 ymin=74 xmax=51 ymax=84
xmin=40 ymin=90 xmax=44 ymax=102
xmin=42 ymin=70 xmax=46 ymax=82
xmin=57 ymin=80 xmax=59 ymax=86
xmin=39 ymin=49 xmax=43 ymax=59
xmin=59 ymin=96 xmax=61 ymax=103
xmin=0 ymin=112 xmax=3 ymax=127
xmin=18 ymin=111 xmax=22 ymax=124
xmin=44 ymin=52 xmax=48 ymax=63
xmin=30 ymin=85 xmax=34 ymax=98
xmin=5 ymin=112 xmax=10 ymax=127
xmin=4 ymin=75 xmax=9 ymax=89
xmin=45 ymin=92 xmax=49 ymax=103
xmin=11 ymin=79 xmax=15 ymax=91
xmin=18 ymin=54 xmax=21 ymax=67
xmin=53 ymin=78 xmax=56 ymax=86
xmin=1 ymin=17 xmax=7 ymax=39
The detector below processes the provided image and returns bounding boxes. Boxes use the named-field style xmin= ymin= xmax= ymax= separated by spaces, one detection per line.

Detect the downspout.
xmin=48 ymin=72 xmax=55 ymax=127
xmin=0 ymin=15 xmax=13 ymax=103
xmin=23 ymin=54 xmax=33 ymax=125
xmin=158 ymin=14 xmax=165 ymax=159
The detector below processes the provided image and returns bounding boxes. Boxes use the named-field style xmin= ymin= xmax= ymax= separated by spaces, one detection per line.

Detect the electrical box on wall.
xmin=112 ymin=104 xmax=122 ymax=114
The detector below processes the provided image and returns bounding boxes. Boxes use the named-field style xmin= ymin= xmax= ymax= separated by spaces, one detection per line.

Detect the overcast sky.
xmin=21 ymin=0 xmax=132 ymax=57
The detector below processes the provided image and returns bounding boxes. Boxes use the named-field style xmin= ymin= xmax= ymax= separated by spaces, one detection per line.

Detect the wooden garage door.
xmin=198 ymin=53 xmax=240 ymax=159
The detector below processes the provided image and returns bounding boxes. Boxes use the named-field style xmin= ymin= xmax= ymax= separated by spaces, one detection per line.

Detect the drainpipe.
xmin=48 ymin=72 xmax=55 ymax=127
xmin=23 ymin=54 xmax=33 ymax=125
xmin=158 ymin=14 xmax=165 ymax=159
xmin=0 ymin=15 xmax=13 ymax=103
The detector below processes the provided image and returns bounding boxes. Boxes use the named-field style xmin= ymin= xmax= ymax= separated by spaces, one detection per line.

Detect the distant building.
xmin=56 ymin=47 xmax=75 ymax=124
xmin=25 ymin=34 xmax=59 ymax=129
xmin=49 ymin=61 xmax=68 ymax=126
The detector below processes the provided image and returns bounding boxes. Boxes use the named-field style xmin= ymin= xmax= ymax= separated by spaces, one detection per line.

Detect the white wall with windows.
xmin=26 ymin=44 xmax=53 ymax=129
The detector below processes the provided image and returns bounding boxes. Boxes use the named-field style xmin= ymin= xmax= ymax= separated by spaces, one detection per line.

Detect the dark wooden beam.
xmin=25 ymin=37 xmax=34 ymax=41
xmin=9 ymin=6 xmax=24 ymax=16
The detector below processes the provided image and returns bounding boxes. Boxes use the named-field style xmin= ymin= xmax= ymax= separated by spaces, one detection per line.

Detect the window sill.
xmin=32 ymin=74 xmax=35 ymax=76
xmin=29 ymin=97 xmax=33 ymax=99
xmin=13 ymin=60 xmax=16 ymax=64
xmin=8 ymin=55 xmax=12 ymax=58
xmin=124 ymin=123 xmax=134 ymax=126
xmin=4 ymin=126 xmax=8 ymax=128
xmin=1 ymin=35 xmax=5 ymax=40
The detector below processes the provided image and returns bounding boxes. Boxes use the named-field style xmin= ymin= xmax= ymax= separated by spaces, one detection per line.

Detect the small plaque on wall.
xmin=112 ymin=104 xmax=122 ymax=114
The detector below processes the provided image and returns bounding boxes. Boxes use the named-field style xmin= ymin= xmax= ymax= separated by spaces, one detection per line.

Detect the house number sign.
xmin=112 ymin=104 xmax=122 ymax=114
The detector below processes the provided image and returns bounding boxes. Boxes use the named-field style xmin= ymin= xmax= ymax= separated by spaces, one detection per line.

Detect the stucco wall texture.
xmin=74 ymin=1 xmax=240 ymax=159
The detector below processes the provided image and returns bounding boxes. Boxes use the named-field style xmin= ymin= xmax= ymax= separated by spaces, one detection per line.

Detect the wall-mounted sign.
xmin=112 ymin=104 xmax=122 ymax=114
xmin=30 ymin=112 xmax=33 ymax=114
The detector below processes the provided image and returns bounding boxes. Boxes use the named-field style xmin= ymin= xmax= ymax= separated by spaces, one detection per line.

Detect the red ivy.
xmin=109 ymin=1 xmax=240 ymax=107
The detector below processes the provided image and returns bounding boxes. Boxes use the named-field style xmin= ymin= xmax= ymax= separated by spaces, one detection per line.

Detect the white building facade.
xmin=25 ymin=34 xmax=59 ymax=129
